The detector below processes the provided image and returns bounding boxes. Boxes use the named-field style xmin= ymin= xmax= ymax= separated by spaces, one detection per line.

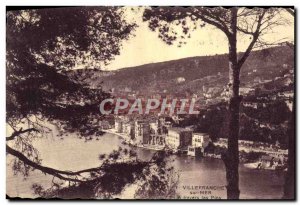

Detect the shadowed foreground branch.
xmin=6 ymin=145 xmax=89 ymax=182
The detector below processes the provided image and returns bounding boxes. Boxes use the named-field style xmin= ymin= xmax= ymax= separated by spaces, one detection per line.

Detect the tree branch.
xmin=6 ymin=145 xmax=84 ymax=182
xmin=199 ymin=9 xmax=230 ymax=35
xmin=237 ymin=11 xmax=266 ymax=69
xmin=194 ymin=9 xmax=230 ymax=36
xmin=6 ymin=128 xmax=39 ymax=141
xmin=6 ymin=145 xmax=105 ymax=182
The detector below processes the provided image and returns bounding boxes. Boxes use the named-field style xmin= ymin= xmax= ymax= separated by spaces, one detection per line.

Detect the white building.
xmin=188 ymin=133 xmax=210 ymax=157
xmin=166 ymin=127 xmax=192 ymax=151
xmin=192 ymin=133 xmax=210 ymax=148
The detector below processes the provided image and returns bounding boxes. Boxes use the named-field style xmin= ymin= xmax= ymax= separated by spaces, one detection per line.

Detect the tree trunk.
xmin=222 ymin=8 xmax=241 ymax=199
xmin=283 ymin=102 xmax=295 ymax=199
xmin=225 ymin=67 xmax=241 ymax=199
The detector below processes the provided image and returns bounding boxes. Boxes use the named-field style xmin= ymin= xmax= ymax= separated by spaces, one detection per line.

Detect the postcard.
xmin=6 ymin=6 xmax=295 ymax=200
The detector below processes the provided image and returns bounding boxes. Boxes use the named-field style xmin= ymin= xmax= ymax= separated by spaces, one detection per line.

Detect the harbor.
xmin=6 ymin=132 xmax=286 ymax=199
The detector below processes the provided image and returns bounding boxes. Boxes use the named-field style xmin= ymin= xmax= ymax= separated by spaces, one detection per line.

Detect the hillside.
xmin=71 ymin=45 xmax=294 ymax=95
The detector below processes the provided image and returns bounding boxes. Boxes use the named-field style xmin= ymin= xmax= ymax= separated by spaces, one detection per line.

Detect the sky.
xmin=100 ymin=8 xmax=294 ymax=71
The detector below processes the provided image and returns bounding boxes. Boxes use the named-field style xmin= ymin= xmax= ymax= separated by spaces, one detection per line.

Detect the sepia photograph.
xmin=6 ymin=5 xmax=295 ymax=200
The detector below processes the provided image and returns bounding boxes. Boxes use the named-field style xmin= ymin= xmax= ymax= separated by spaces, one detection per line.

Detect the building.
xmin=157 ymin=116 xmax=172 ymax=132
xmin=122 ymin=122 xmax=134 ymax=141
xmin=149 ymin=120 xmax=159 ymax=135
xmin=192 ymin=133 xmax=210 ymax=148
xmin=240 ymin=87 xmax=254 ymax=95
xmin=123 ymin=123 xmax=131 ymax=135
xmin=166 ymin=127 xmax=193 ymax=151
xmin=188 ymin=133 xmax=210 ymax=157
xmin=115 ymin=119 xmax=123 ymax=133
xmin=134 ymin=120 xmax=150 ymax=145
xmin=136 ymin=119 xmax=166 ymax=147
xmin=114 ymin=115 xmax=131 ymax=133
xmin=148 ymin=134 xmax=166 ymax=146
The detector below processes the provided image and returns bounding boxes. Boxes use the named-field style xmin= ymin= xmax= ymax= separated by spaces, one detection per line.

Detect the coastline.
xmin=102 ymin=129 xmax=286 ymax=171
xmin=103 ymin=129 xmax=165 ymax=151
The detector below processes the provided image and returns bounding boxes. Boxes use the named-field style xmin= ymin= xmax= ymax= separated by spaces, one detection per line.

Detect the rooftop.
xmin=193 ymin=132 xmax=209 ymax=136
xmin=168 ymin=127 xmax=193 ymax=132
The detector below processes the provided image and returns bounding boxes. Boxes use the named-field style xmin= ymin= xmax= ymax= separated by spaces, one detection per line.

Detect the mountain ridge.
xmin=70 ymin=45 xmax=294 ymax=95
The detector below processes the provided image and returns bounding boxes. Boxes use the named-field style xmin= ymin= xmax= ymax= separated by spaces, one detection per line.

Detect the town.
xmin=99 ymin=113 xmax=288 ymax=171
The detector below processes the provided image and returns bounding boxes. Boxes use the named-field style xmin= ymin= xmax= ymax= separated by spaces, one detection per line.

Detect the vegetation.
xmin=82 ymin=45 xmax=294 ymax=93
xmin=176 ymin=98 xmax=291 ymax=148
xmin=31 ymin=150 xmax=178 ymax=199
xmin=6 ymin=6 xmax=295 ymax=200
xmin=142 ymin=7 xmax=293 ymax=199
xmin=6 ymin=7 xmax=179 ymax=199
